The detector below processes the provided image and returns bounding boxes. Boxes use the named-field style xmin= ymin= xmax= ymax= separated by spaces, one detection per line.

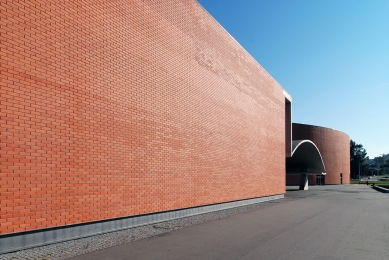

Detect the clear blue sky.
xmin=197 ymin=0 xmax=388 ymax=159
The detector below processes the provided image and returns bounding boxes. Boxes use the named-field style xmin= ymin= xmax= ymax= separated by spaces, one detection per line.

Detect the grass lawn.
xmin=350 ymin=180 xmax=389 ymax=186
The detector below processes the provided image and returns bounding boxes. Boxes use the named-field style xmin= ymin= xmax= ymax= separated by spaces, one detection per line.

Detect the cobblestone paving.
xmin=0 ymin=197 xmax=297 ymax=260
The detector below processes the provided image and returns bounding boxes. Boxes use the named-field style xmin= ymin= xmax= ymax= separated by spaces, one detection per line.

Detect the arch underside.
xmin=286 ymin=140 xmax=326 ymax=175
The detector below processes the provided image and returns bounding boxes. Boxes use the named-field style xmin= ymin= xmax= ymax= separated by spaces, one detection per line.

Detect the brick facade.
xmin=287 ymin=123 xmax=350 ymax=185
xmin=1 ymin=0 xmax=287 ymax=234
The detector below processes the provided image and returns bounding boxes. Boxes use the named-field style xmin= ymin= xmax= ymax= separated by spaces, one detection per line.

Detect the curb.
xmin=373 ymin=185 xmax=389 ymax=193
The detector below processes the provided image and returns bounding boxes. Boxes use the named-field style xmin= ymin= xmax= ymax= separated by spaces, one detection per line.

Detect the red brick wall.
xmin=0 ymin=0 xmax=286 ymax=234
xmin=292 ymin=124 xmax=350 ymax=185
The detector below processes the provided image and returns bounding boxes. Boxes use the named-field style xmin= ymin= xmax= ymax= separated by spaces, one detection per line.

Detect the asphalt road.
xmin=361 ymin=176 xmax=379 ymax=181
xmin=360 ymin=175 xmax=388 ymax=181
xmin=70 ymin=185 xmax=389 ymax=260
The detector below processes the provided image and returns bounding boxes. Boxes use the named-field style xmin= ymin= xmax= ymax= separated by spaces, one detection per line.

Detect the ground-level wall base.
xmin=0 ymin=194 xmax=284 ymax=254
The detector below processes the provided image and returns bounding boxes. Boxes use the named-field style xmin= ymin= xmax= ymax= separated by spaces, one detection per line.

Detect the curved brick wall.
xmin=291 ymin=123 xmax=350 ymax=185
xmin=0 ymin=0 xmax=287 ymax=234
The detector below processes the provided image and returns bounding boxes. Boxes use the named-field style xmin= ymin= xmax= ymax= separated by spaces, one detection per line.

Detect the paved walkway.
xmin=70 ymin=185 xmax=389 ymax=260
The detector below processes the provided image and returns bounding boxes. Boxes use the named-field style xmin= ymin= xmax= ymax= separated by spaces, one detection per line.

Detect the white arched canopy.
xmin=286 ymin=140 xmax=326 ymax=175
xmin=286 ymin=140 xmax=326 ymax=190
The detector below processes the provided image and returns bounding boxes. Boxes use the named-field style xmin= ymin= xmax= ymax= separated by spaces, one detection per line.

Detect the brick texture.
xmin=0 ymin=0 xmax=286 ymax=234
xmin=287 ymin=123 xmax=350 ymax=185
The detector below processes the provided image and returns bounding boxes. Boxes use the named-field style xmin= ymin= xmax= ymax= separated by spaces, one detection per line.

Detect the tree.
xmin=350 ymin=140 xmax=369 ymax=179
xmin=385 ymin=158 xmax=389 ymax=167
xmin=384 ymin=155 xmax=389 ymax=174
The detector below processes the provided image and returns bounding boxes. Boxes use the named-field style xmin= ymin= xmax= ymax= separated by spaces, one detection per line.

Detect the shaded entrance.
xmin=286 ymin=140 xmax=326 ymax=190
xmin=317 ymin=175 xmax=325 ymax=185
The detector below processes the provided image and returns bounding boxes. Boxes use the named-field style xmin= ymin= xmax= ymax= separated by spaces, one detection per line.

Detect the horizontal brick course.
xmin=1 ymin=0 xmax=286 ymax=234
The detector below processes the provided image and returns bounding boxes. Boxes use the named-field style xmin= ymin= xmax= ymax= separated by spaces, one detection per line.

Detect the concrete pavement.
xmin=70 ymin=185 xmax=389 ymax=260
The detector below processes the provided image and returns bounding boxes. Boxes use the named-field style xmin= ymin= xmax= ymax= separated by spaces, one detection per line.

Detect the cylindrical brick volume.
xmin=292 ymin=123 xmax=350 ymax=185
